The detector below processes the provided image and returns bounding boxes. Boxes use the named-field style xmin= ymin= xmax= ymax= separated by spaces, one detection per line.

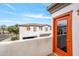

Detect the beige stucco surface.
xmin=0 ymin=37 xmax=52 ymax=56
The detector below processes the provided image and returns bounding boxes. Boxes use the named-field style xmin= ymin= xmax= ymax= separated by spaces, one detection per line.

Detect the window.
xmin=40 ymin=33 xmax=51 ymax=37
xmin=26 ymin=26 xmax=30 ymax=31
xmin=53 ymin=11 xmax=72 ymax=56
xmin=33 ymin=27 xmax=36 ymax=32
xmin=45 ymin=27 xmax=48 ymax=31
xmin=57 ymin=20 xmax=67 ymax=52
xmin=39 ymin=27 xmax=42 ymax=31
xmin=50 ymin=26 xmax=51 ymax=30
xmin=23 ymin=36 xmax=37 ymax=39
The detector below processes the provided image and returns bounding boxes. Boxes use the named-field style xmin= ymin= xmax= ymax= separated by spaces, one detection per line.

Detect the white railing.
xmin=0 ymin=36 xmax=52 ymax=56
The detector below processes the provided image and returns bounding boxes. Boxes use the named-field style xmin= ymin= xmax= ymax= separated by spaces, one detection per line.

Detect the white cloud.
xmin=5 ymin=4 xmax=15 ymax=11
xmin=0 ymin=19 xmax=33 ymax=25
xmin=0 ymin=20 xmax=18 ymax=26
xmin=23 ymin=14 xmax=51 ymax=19
xmin=4 ymin=11 xmax=16 ymax=15
xmin=22 ymin=17 xmax=33 ymax=21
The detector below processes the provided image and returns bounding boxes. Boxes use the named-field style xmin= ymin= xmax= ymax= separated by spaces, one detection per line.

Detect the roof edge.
xmin=47 ymin=3 xmax=71 ymax=14
xmin=19 ymin=23 xmax=51 ymax=27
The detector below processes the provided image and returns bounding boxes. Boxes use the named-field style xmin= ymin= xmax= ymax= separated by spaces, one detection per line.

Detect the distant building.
xmin=19 ymin=23 xmax=51 ymax=40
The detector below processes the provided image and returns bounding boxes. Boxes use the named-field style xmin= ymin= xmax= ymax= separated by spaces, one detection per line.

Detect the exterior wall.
xmin=0 ymin=37 xmax=52 ymax=56
xmin=52 ymin=3 xmax=79 ymax=56
xmin=19 ymin=26 xmax=38 ymax=40
xmin=19 ymin=26 xmax=51 ymax=40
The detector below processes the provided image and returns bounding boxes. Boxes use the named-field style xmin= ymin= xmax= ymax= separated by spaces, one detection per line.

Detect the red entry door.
xmin=53 ymin=11 xmax=72 ymax=56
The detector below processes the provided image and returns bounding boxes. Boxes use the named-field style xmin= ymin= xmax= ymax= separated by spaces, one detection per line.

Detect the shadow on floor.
xmin=48 ymin=53 xmax=56 ymax=56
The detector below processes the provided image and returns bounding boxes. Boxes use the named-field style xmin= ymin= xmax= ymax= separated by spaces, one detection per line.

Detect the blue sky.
xmin=0 ymin=3 xmax=52 ymax=26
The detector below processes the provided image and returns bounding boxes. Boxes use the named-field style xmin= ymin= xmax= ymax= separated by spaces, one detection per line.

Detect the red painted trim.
xmin=53 ymin=11 xmax=72 ymax=56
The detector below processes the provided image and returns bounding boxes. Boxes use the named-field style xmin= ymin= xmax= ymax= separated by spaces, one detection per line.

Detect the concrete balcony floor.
xmin=48 ymin=53 xmax=56 ymax=56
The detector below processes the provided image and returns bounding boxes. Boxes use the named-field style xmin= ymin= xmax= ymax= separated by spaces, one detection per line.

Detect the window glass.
xmin=33 ymin=27 xmax=36 ymax=32
xmin=57 ymin=20 xmax=67 ymax=52
xmin=50 ymin=26 xmax=51 ymax=30
xmin=26 ymin=26 xmax=30 ymax=31
xmin=45 ymin=27 xmax=48 ymax=31
xmin=39 ymin=27 xmax=42 ymax=31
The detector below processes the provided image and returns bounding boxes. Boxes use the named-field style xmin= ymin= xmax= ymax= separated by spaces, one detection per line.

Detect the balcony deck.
xmin=0 ymin=36 xmax=52 ymax=56
xmin=48 ymin=53 xmax=56 ymax=56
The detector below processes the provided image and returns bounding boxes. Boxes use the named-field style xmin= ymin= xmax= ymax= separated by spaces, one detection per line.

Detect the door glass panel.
xmin=57 ymin=19 xmax=67 ymax=52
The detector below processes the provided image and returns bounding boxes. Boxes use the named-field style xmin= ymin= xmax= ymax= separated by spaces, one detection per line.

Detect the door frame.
xmin=53 ymin=11 xmax=72 ymax=56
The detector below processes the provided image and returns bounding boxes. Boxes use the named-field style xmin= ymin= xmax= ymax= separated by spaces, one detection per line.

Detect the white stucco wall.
xmin=19 ymin=26 xmax=51 ymax=40
xmin=52 ymin=3 xmax=79 ymax=56
xmin=19 ymin=26 xmax=39 ymax=40
xmin=0 ymin=37 xmax=52 ymax=56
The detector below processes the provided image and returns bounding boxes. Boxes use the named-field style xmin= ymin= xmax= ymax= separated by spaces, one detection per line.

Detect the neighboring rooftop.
xmin=47 ymin=3 xmax=71 ymax=14
xmin=19 ymin=23 xmax=51 ymax=27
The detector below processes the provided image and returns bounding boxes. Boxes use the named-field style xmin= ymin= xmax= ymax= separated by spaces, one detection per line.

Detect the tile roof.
xmin=19 ymin=23 xmax=51 ymax=27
